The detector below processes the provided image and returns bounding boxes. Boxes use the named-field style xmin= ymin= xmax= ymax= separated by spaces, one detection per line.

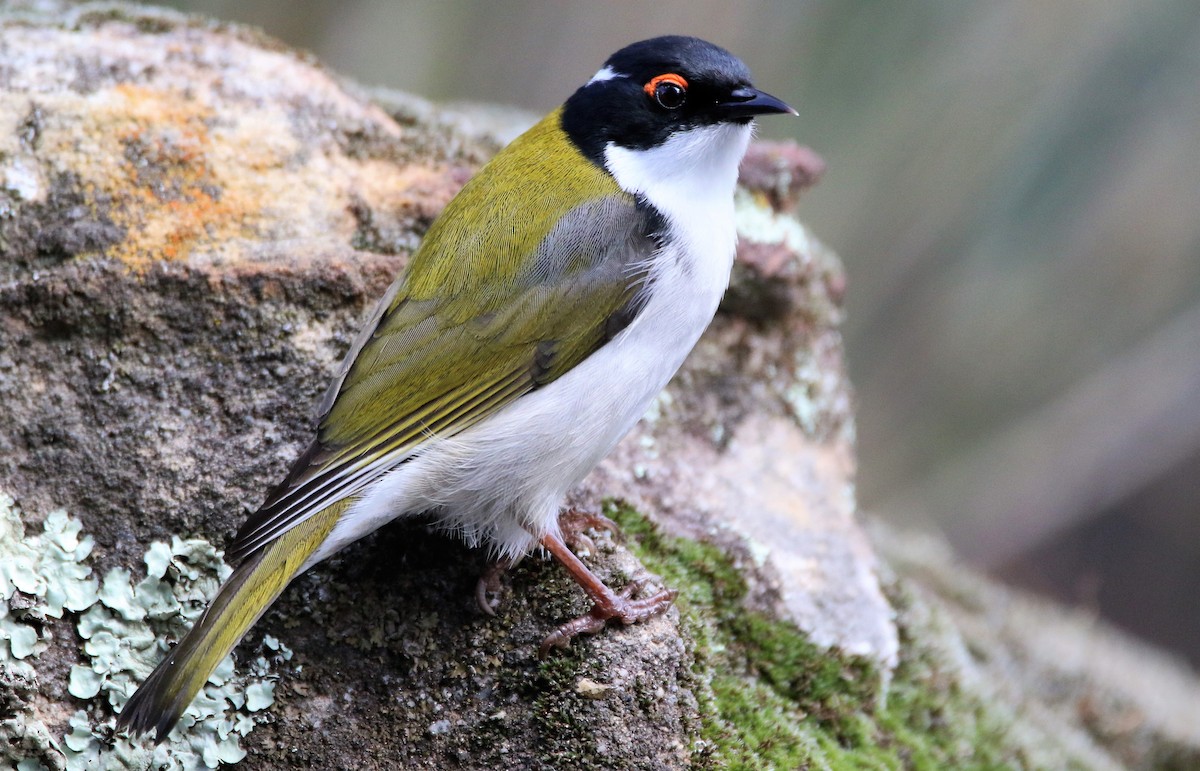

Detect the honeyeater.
xmin=117 ymin=34 xmax=796 ymax=742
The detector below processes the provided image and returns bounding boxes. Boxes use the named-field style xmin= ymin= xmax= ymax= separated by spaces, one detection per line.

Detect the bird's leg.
xmin=538 ymin=527 xmax=677 ymax=658
xmin=475 ymin=557 xmax=516 ymax=617
xmin=473 ymin=510 xmax=614 ymax=616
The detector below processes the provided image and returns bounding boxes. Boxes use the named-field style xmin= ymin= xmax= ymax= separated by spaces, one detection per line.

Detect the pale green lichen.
xmin=784 ymin=346 xmax=836 ymax=437
xmin=243 ymin=682 xmax=274 ymax=712
xmin=731 ymin=190 xmax=854 ymax=444
xmin=733 ymin=187 xmax=819 ymax=264
xmin=0 ymin=491 xmax=292 ymax=770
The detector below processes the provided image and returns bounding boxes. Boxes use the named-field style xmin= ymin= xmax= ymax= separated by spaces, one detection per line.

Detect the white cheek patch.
xmin=587 ymin=66 xmax=623 ymax=85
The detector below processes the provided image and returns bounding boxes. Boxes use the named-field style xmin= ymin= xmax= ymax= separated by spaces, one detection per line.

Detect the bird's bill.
xmin=715 ymin=87 xmax=798 ymax=119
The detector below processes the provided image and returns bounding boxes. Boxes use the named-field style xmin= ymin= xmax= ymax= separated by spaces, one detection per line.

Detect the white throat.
xmin=602 ymin=123 xmax=752 ymax=257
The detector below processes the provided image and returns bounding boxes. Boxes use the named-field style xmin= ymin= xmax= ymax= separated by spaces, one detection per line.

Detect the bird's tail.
xmin=117 ymin=500 xmax=347 ymax=743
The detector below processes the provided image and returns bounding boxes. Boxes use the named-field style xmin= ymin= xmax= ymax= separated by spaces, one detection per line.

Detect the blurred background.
xmin=152 ymin=1 xmax=1200 ymax=668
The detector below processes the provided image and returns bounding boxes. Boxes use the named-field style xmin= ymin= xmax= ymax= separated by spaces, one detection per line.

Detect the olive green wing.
xmin=227 ymin=194 xmax=659 ymax=562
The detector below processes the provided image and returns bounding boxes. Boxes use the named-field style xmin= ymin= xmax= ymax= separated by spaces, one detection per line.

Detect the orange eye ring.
xmin=645 ymin=73 xmax=688 ymax=109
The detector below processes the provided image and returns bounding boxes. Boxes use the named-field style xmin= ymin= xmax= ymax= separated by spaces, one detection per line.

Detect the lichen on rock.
xmin=0 ymin=491 xmax=291 ymax=769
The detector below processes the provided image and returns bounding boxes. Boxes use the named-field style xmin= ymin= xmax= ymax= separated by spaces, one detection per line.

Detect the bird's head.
xmin=561 ymin=35 xmax=796 ymax=178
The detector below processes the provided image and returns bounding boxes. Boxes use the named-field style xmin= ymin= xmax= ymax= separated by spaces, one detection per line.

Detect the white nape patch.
xmin=587 ymin=65 xmax=623 ymax=84
xmin=604 ymin=122 xmax=753 ymax=260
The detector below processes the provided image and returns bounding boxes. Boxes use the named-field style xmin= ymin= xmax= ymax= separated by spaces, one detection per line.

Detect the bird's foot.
xmin=538 ymin=579 xmax=677 ymax=658
xmin=537 ymin=530 xmax=677 ymax=658
xmin=557 ymin=507 xmax=620 ymax=556
xmin=475 ymin=558 xmax=515 ymax=617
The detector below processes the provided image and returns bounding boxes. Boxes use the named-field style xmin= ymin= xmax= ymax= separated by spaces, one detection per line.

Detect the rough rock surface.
xmin=2 ymin=4 xmax=1199 ymax=770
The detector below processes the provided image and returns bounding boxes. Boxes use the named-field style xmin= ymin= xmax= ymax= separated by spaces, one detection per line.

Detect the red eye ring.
xmin=645 ymin=73 xmax=688 ymax=109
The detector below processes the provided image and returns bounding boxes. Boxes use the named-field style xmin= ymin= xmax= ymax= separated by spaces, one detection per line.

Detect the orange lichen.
xmin=101 ymin=85 xmax=239 ymax=271
xmin=22 ymin=72 xmax=470 ymax=277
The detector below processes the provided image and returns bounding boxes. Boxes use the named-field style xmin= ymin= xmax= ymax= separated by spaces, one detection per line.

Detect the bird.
xmin=117 ymin=34 xmax=796 ymax=742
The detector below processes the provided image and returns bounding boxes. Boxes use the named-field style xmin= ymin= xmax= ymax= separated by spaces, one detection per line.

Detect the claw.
xmin=559 ymin=509 xmax=620 ymax=556
xmin=474 ymin=558 xmax=514 ymax=617
xmin=536 ymin=526 xmax=677 ymax=658
xmin=538 ymin=610 xmax=609 ymax=657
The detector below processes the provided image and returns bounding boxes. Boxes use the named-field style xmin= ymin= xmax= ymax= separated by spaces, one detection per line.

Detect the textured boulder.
xmin=3 ymin=4 xmax=1199 ymax=770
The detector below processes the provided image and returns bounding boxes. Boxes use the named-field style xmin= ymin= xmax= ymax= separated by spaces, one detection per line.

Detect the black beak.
xmin=715 ymin=86 xmax=798 ymax=119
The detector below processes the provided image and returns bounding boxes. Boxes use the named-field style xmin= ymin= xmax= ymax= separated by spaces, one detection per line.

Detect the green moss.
xmin=605 ymin=500 xmax=1067 ymax=770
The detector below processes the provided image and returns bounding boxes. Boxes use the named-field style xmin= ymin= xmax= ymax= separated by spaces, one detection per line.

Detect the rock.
xmin=3 ymin=3 xmax=1198 ymax=770
xmin=877 ymin=525 xmax=1200 ymax=770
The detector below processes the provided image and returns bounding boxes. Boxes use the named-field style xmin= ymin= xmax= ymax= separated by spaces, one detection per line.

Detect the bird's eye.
xmin=645 ymin=73 xmax=688 ymax=110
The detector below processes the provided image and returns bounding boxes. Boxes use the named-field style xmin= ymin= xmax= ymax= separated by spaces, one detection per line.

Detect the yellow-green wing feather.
xmin=227 ymin=110 xmax=659 ymax=562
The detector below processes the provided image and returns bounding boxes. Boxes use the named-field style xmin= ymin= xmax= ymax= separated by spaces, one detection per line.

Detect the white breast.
xmin=312 ymin=122 xmax=753 ymax=565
